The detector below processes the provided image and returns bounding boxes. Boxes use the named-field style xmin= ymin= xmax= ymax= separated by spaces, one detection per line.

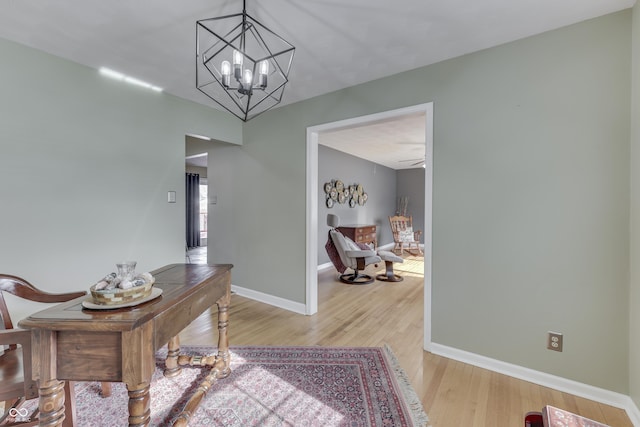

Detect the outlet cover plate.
xmin=547 ymin=331 xmax=563 ymax=352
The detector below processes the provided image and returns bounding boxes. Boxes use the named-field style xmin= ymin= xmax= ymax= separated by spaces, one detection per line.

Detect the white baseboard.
xmin=317 ymin=261 xmax=334 ymax=271
xmin=231 ymin=284 xmax=307 ymax=315
xmin=430 ymin=343 xmax=640 ymax=426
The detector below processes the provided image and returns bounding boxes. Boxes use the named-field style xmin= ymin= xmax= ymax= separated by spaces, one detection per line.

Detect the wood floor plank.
xmin=179 ymin=255 xmax=633 ymax=427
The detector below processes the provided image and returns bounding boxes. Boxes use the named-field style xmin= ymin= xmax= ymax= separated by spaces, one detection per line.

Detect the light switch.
xmin=210 ymin=195 xmax=217 ymax=205
xmin=167 ymin=191 xmax=176 ymax=203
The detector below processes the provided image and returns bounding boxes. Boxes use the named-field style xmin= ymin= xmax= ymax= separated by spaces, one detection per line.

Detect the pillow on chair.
xmin=345 ymin=237 xmax=374 ymax=251
xmin=398 ymin=227 xmax=415 ymax=242
xmin=344 ymin=237 xmax=360 ymax=251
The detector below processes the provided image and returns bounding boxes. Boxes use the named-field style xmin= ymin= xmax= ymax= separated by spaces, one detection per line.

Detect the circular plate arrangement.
xmin=82 ymin=287 xmax=163 ymax=310
xmin=324 ymin=180 xmax=367 ymax=209
xmin=329 ymin=188 xmax=338 ymax=200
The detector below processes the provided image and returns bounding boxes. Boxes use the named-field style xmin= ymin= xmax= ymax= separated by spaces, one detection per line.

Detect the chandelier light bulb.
xmin=221 ymin=60 xmax=231 ymax=75
xmin=259 ymin=60 xmax=269 ymax=75
xmin=258 ymin=60 xmax=269 ymax=88
xmin=243 ymin=69 xmax=253 ymax=86
xmin=221 ymin=60 xmax=231 ymax=87
xmin=233 ymin=50 xmax=243 ymax=80
xmin=233 ymin=49 xmax=243 ymax=65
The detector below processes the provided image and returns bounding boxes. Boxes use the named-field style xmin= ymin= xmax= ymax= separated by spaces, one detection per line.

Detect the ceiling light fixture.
xmin=99 ymin=67 xmax=163 ymax=92
xmin=196 ymin=0 xmax=295 ymax=122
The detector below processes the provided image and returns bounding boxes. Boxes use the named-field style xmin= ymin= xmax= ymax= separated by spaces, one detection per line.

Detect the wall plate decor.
xmin=323 ymin=179 xmax=367 ymax=209
xmin=329 ymin=187 xmax=338 ymax=200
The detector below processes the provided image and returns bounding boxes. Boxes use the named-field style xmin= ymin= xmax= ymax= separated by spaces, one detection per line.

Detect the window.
xmin=199 ymin=184 xmax=208 ymax=240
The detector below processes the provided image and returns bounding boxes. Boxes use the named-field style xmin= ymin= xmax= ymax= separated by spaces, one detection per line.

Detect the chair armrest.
xmin=0 ymin=328 xmax=31 ymax=347
xmin=345 ymin=249 xmax=376 ymax=258
xmin=0 ymin=274 xmax=86 ymax=303
xmin=0 ymin=328 xmax=36 ymax=399
xmin=0 ymin=328 xmax=31 ymax=355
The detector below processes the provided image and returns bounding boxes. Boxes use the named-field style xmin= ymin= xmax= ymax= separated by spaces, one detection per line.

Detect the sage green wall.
xmin=221 ymin=11 xmax=630 ymax=391
xmin=0 ymin=37 xmax=241 ymax=320
xmin=630 ymin=2 xmax=640 ymax=410
xmin=0 ymin=9 xmax=633 ymax=395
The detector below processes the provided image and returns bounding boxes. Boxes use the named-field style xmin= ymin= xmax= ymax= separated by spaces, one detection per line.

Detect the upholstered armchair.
xmin=325 ymin=214 xmax=381 ymax=285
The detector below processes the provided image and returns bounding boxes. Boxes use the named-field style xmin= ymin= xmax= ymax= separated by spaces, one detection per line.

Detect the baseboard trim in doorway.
xmin=430 ymin=343 xmax=640 ymax=426
xmin=317 ymin=262 xmax=334 ymax=271
xmin=231 ymin=284 xmax=307 ymax=315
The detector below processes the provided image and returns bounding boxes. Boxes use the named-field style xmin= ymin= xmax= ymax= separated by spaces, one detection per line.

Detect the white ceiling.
xmin=319 ymin=112 xmax=427 ymax=170
xmin=0 ymin=0 xmax=633 ymax=168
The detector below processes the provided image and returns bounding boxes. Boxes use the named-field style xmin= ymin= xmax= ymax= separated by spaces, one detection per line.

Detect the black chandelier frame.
xmin=196 ymin=0 xmax=295 ymax=121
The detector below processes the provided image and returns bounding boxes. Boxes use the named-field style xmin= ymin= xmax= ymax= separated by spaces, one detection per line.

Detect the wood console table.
xmin=337 ymin=224 xmax=377 ymax=249
xmin=19 ymin=263 xmax=233 ymax=427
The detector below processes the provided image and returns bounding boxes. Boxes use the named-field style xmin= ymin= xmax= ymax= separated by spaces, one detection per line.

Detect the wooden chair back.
xmin=0 ymin=274 xmax=86 ymax=339
xmin=389 ymin=215 xmax=414 ymax=234
xmin=0 ymin=275 xmax=87 ymax=426
xmin=388 ymin=215 xmax=423 ymax=255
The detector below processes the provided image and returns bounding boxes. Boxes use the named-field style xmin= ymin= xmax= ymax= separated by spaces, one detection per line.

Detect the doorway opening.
xmin=306 ymin=103 xmax=434 ymax=351
xmin=186 ymin=147 xmax=208 ymax=264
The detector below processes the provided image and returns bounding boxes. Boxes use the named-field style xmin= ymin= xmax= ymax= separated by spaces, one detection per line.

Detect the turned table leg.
xmin=164 ymin=335 xmax=181 ymax=378
xmin=126 ymin=383 xmax=151 ymax=427
xmin=215 ymin=291 xmax=231 ymax=377
xmin=38 ymin=379 xmax=66 ymax=427
xmin=172 ymin=291 xmax=232 ymax=426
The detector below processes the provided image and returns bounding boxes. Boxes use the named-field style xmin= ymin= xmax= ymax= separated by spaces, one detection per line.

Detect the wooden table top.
xmin=19 ymin=263 xmax=233 ymax=332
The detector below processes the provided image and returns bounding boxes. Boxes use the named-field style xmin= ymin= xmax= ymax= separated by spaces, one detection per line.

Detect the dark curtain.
xmin=186 ymin=173 xmax=201 ymax=248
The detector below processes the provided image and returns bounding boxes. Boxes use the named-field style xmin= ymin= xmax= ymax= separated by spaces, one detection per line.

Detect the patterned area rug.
xmin=19 ymin=345 xmax=429 ymax=427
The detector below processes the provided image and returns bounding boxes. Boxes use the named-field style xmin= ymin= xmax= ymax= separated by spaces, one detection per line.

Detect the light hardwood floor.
xmin=180 ymin=255 xmax=633 ymax=427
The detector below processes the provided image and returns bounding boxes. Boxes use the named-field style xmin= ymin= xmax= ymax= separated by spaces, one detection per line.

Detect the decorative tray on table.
xmin=82 ymin=261 xmax=161 ymax=310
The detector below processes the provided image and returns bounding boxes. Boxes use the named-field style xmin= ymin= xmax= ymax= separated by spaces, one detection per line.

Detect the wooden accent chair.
xmin=389 ymin=215 xmax=423 ymax=256
xmin=0 ymin=274 xmax=111 ymax=426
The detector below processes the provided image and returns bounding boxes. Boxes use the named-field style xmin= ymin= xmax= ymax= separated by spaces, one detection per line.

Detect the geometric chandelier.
xmin=196 ymin=0 xmax=295 ymax=122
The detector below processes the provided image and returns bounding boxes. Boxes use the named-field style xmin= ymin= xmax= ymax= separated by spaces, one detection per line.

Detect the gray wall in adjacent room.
xmin=317 ymin=145 xmax=396 ymax=265
xmin=396 ymin=168 xmax=426 ymax=244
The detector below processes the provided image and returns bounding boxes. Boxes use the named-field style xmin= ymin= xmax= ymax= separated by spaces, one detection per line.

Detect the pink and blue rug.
xmin=20 ymin=345 xmax=429 ymax=426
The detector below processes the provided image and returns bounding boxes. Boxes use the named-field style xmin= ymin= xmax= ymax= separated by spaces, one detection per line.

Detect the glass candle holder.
xmin=116 ymin=261 xmax=137 ymax=280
